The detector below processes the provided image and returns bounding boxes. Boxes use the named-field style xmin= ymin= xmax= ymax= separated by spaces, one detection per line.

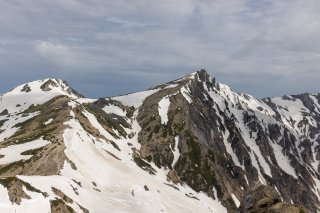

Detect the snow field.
xmin=0 ymin=137 xmax=50 ymax=164
xmin=158 ymin=96 xmax=171 ymax=125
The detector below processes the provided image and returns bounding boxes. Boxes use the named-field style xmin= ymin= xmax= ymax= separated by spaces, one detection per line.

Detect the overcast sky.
xmin=1 ymin=0 xmax=320 ymax=98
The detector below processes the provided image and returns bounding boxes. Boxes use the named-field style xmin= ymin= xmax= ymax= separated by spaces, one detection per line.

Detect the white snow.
xmin=77 ymin=98 xmax=96 ymax=104
xmin=251 ymin=152 xmax=266 ymax=184
xmin=44 ymin=118 xmax=53 ymax=125
xmin=244 ymin=175 xmax=249 ymax=186
xmin=207 ymin=85 xmax=273 ymax=183
xmin=82 ymin=110 xmax=118 ymax=141
xmin=13 ymin=110 xmax=227 ymax=213
xmin=103 ymin=105 xmax=126 ymax=117
xmin=274 ymin=186 xmax=282 ymax=200
xmin=0 ymin=137 xmax=51 ymax=164
xmin=270 ymin=96 xmax=309 ymax=134
xmin=180 ymin=86 xmax=193 ymax=103
xmin=311 ymin=175 xmax=320 ymax=205
xmin=171 ymin=136 xmax=180 ymax=167
xmin=1 ymin=74 xmax=316 ymax=212
xmin=158 ymin=96 xmax=171 ymax=125
xmin=231 ymin=194 xmax=240 ymax=207
xmin=112 ymin=89 xmax=160 ymax=108
xmin=310 ymin=95 xmax=320 ymax=114
xmin=0 ymin=183 xmax=51 ymax=213
xmin=219 ymin=120 xmax=244 ymax=170
xmin=271 ymin=142 xmax=297 ymax=178
xmin=0 ymin=78 xmax=79 ymax=114
xmin=164 ymin=84 xmax=179 ymax=89
xmin=9 ymin=105 xmax=228 ymax=213
xmin=234 ymin=113 xmax=272 ymax=178
xmin=68 ymin=100 xmax=78 ymax=108
xmin=217 ymin=83 xmax=275 ymax=117
xmin=0 ymin=112 xmax=40 ymax=142
xmin=311 ymin=134 xmax=320 ymax=172
xmin=174 ymin=72 xmax=197 ymax=83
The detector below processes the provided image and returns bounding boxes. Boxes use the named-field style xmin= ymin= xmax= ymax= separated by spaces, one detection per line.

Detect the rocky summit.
xmin=0 ymin=71 xmax=317 ymax=212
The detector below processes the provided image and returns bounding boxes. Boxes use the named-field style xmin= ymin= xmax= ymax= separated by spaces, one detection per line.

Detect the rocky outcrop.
xmin=238 ymin=183 xmax=304 ymax=213
xmin=0 ymin=177 xmax=48 ymax=205
xmin=0 ymin=109 xmax=8 ymax=116
xmin=1 ymin=178 xmax=30 ymax=204
xmin=50 ymin=199 xmax=76 ymax=213
xmin=0 ymin=96 xmax=72 ymax=177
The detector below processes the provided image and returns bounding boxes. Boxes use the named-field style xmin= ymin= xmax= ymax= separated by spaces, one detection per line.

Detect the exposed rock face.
xmin=0 ymin=73 xmax=320 ymax=212
xmin=3 ymin=178 xmax=30 ymax=204
xmin=0 ymin=109 xmax=8 ymax=116
xmin=0 ymin=177 xmax=48 ymax=205
xmin=21 ymin=84 xmax=31 ymax=93
xmin=238 ymin=183 xmax=304 ymax=213
xmin=0 ymin=96 xmax=72 ymax=177
xmin=50 ymin=199 xmax=76 ymax=213
xmin=135 ymin=70 xmax=320 ymax=212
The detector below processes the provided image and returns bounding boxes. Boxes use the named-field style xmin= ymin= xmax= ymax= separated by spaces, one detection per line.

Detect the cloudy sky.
xmin=1 ymin=0 xmax=320 ymax=98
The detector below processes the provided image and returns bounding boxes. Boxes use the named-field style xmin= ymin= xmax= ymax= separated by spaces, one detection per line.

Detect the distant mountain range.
xmin=0 ymin=70 xmax=317 ymax=212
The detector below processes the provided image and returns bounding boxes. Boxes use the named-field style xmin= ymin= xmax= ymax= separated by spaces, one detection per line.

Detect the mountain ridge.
xmin=0 ymin=70 xmax=318 ymax=212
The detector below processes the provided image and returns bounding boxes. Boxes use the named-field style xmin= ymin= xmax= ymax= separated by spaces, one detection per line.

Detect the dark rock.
xmin=0 ymin=109 xmax=8 ymax=116
xmin=238 ymin=183 xmax=304 ymax=213
xmin=21 ymin=84 xmax=31 ymax=93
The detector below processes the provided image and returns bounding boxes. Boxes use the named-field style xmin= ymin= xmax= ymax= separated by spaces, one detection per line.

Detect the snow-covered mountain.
xmin=0 ymin=71 xmax=318 ymax=212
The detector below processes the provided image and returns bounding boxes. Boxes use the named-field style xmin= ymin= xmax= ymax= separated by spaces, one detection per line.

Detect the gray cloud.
xmin=0 ymin=0 xmax=320 ymax=98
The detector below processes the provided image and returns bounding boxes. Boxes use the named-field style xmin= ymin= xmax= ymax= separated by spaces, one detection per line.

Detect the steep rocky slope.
xmin=134 ymin=70 xmax=320 ymax=212
xmin=0 ymin=71 xmax=318 ymax=212
xmin=238 ymin=183 xmax=304 ymax=213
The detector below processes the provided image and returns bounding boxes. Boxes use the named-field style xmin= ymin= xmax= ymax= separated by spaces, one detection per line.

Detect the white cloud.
xmin=34 ymin=41 xmax=75 ymax=67
xmin=0 ymin=0 xmax=320 ymax=97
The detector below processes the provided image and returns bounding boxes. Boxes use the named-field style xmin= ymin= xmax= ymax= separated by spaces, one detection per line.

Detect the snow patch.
xmin=82 ymin=110 xmax=118 ymax=141
xmin=231 ymin=194 xmax=240 ymax=207
xmin=44 ymin=118 xmax=53 ymax=125
xmin=180 ymin=86 xmax=192 ymax=103
xmin=112 ymin=89 xmax=160 ymax=108
xmin=171 ymin=136 xmax=180 ymax=167
xmin=0 ymin=137 xmax=51 ymax=164
xmin=164 ymin=84 xmax=179 ymax=89
xmin=220 ymin=124 xmax=244 ymax=170
xmin=0 ymin=183 xmax=51 ymax=213
xmin=0 ymin=112 xmax=40 ymax=142
xmin=103 ymin=105 xmax=126 ymax=117
xmin=271 ymin=142 xmax=297 ymax=179
xmin=158 ymin=96 xmax=171 ymax=125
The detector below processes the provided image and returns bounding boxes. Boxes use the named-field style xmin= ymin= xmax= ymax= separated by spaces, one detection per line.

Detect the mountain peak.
xmin=40 ymin=78 xmax=84 ymax=98
xmin=193 ymin=69 xmax=214 ymax=83
xmin=7 ymin=78 xmax=84 ymax=98
xmin=195 ymin=68 xmax=209 ymax=77
xmin=0 ymin=78 xmax=84 ymax=114
xmin=180 ymin=69 xmax=212 ymax=82
xmin=151 ymin=69 xmax=215 ymax=90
